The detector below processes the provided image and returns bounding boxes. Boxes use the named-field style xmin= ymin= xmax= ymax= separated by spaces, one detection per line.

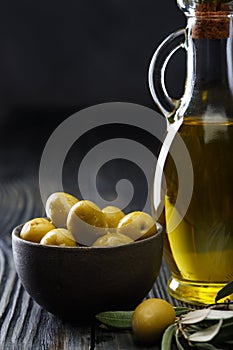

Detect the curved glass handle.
xmin=148 ymin=29 xmax=186 ymax=120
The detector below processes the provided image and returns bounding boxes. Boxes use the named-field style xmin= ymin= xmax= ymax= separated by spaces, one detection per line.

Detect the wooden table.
xmin=0 ymin=155 xmax=185 ymax=350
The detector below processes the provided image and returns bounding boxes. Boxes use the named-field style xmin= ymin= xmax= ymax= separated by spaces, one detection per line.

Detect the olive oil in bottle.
xmin=163 ymin=117 xmax=233 ymax=304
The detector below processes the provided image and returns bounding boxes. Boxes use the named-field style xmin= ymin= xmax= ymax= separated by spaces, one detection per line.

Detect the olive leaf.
xmin=175 ymin=328 xmax=186 ymax=350
xmin=95 ymin=311 xmax=133 ymax=329
xmin=206 ymin=310 xmax=233 ymax=320
xmin=161 ymin=323 xmax=177 ymax=350
xmin=215 ymin=280 xmax=233 ymax=302
xmin=181 ymin=309 xmax=211 ymax=325
xmin=187 ymin=319 xmax=223 ymax=342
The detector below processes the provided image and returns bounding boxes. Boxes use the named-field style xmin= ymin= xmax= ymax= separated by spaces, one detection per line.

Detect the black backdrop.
xmin=0 ymin=0 xmax=186 ymax=180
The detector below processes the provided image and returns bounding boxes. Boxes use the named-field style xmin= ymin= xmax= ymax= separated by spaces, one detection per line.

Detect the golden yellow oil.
xmin=163 ymin=116 xmax=233 ymax=304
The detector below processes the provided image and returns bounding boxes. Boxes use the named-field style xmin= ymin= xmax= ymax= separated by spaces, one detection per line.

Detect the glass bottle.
xmin=149 ymin=0 xmax=233 ymax=304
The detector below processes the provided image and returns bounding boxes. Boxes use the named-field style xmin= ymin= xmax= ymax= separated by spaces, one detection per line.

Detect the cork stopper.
xmin=192 ymin=4 xmax=230 ymax=39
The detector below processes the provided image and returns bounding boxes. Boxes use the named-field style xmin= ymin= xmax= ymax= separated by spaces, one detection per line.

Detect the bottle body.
xmin=164 ymin=116 xmax=233 ymax=304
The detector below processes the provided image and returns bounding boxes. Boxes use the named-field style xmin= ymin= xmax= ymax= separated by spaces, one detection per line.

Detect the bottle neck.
xmin=177 ymin=15 xmax=233 ymax=120
xmin=192 ymin=35 xmax=232 ymax=88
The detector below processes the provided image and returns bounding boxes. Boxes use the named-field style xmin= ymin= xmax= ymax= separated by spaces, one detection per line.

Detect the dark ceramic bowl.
xmin=12 ymin=223 xmax=163 ymax=324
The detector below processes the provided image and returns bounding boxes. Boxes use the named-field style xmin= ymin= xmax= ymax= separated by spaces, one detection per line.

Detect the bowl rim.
xmin=12 ymin=222 xmax=163 ymax=251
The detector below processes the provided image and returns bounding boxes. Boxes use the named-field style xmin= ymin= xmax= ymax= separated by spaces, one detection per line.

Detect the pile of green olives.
xmin=20 ymin=192 xmax=157 ymax=247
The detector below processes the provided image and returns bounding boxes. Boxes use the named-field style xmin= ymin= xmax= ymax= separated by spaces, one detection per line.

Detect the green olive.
xmin=117 ymin=211 xmax=157 ymax=241
xmin=45 ymin=192 xmax=79 ymax=228
xmin=67 ymin=200 xmax=108 ymax=246
xmin=40 ymin=228 xmax=77 ymax=247
xmin=92 ymin=232 xmax=133 ymax=247
xmin=132 ymin=298 xmax=176 ymax=344
xmin=20 ymin=218 xmax=56 ymax=243
xmin=102 ymin=206 xmax=125 ymax=229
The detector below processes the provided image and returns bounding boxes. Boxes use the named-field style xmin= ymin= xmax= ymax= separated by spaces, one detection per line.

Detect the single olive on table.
xmin=12 ymin=191 xmax=163 ymax=323
xmin=132 ymin=298 xmax=176 ymax=344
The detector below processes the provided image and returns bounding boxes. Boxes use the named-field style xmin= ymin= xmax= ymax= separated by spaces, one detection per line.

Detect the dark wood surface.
xmin=0 ymin=165 xmax=185 ymax=350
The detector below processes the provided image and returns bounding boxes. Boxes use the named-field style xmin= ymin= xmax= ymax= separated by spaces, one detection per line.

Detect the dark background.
xmin=0 ymin=0 xmax=185 ymax=181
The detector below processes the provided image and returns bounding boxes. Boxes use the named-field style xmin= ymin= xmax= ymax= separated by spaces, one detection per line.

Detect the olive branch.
xmin=162 ymin=280 xmax=233 ymax=349
xmin=96 ymin=280 xmax=233 ymax=349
